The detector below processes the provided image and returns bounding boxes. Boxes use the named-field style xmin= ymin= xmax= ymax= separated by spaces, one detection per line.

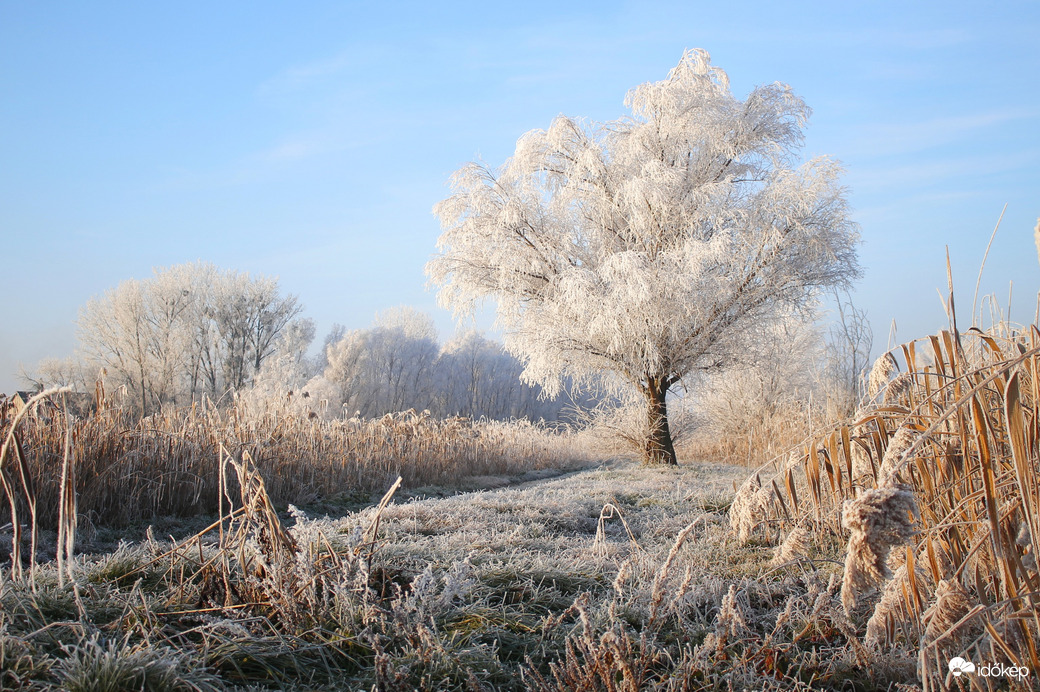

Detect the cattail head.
xmin=841 ymin=485 xmax=918 ymax=614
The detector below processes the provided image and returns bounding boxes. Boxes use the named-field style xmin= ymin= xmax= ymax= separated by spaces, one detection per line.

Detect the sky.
xmin=1 ymin=1 xmax=1038 ymax=394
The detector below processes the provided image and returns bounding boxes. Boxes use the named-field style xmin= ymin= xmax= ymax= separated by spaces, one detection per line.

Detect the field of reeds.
xmin=1 ymin=393 xmax=594 ymax=565
xmin=0 ymin=394 xmax=609 ymax=690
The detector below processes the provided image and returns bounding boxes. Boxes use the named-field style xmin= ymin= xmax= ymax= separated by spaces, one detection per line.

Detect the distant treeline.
xmin=23 ymin=262 xmax=588 ymax=422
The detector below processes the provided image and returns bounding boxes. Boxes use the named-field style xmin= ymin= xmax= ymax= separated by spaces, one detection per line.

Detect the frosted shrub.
xmin=402 ymin=560 xmax=477 ymax=615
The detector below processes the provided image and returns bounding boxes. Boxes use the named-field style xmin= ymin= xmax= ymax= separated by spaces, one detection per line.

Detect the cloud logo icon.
xmin=949 ymin=657 xmax=976 ymax=676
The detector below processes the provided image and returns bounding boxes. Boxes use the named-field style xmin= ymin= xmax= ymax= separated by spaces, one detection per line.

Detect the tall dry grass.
xmin=732 ymin=315 xmax=1040 ymax=688
xmin=0 ymin=390 xmax=593 ymax=545
xmin=681 ymin=402 xmax=821 ymax=468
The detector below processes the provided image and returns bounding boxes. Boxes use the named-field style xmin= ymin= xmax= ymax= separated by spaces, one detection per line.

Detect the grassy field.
xmin=0 ymin=445 xmax=930 ymax=691
xmin=2 ymin=455 xmax=856 ymax=691
xmin=2 ymin=320 xmax=1039 ymax=690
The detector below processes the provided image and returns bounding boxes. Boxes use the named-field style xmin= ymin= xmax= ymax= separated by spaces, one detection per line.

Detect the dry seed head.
xmin=864 ymin=562 xmax=934 ymax=649
xmin=840 ymin=485 xmax=918 ymax=614
xmin=878 ymin=426 xmax=919 ymax=486
xmin=923 ymin=578 xmax=974 ymax=645
xmin=979 ymin=616 xmax=1025 ymax=663
xmin=729 ymin=474 xmax=768 ymax=542
xmin=850 ymin=436 xmax=875 ymax=486
xmin=867 ymin=353 xmax=898 ymax=401
xmin=769 ymin=527 xmax=811 ymax=567
xmin=771 ymin=595 xmax=797 ymax=635
xmin=1016 ymin=520 xmax=1037 ymax=573
xmin=882 ymin=372 xmax=914 ymax=406
xmin=716 ymin=584 xmax=749 ymax=639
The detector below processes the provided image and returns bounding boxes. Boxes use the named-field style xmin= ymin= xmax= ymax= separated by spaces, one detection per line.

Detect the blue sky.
xmin=2 ymin=1 xmax=1038 ymax=393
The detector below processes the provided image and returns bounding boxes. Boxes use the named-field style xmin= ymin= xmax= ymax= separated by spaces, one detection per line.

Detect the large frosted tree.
xmin=427 ymin=49 xmax=860 ymax=465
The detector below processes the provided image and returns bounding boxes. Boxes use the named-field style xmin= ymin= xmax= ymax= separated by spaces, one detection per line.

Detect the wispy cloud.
xmin=256 ymin=48 xmax=382 ymax=97
xmin=840 ymin=108 xmax=1037 ymax=158
xmin=156 ymin=126 xmax=376 ymax=190
xmin=858 ymin=60 xmax=938 ymax=82
xmin=850 ymin=147 xmax=1039 ymax=192
xmin=253 ymin=131 xmax=343 ymax=163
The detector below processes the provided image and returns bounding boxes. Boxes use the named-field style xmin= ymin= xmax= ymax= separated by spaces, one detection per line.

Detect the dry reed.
xmin=0 ymin=396 xmax=592 ymax=535
xmin=733 ymin=318 xmax=1040 ymax=689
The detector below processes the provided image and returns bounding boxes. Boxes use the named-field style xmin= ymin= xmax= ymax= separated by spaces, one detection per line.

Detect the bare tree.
xmin=428 ymin=49 xmax=860 ymax=464
xmin=820 ymin=288 xmax=873 ymax=418
xmin=19 ymin=356 xmax=91 ymax=393
xmin=76 ymin=262 xmax=301 ymax=413
xmin=323 ymin=307 xmax=439 ymax=417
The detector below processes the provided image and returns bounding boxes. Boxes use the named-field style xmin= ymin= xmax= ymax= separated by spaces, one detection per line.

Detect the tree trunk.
xmin=643 ymin=376 xmax=677 ymax=465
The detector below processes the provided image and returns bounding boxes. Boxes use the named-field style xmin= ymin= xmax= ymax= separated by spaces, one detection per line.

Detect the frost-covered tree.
xmin=78 ymin=269 xmax=194 ymax=413
xmin=693 ymin=315 xmax=821 ymax=440
xmin=19 ymin=356 xmax=92 ymax=393
xmin=205 ymin=271 xmax=302 ymax=391
xmin=312 ymin=311 xmax=576 ymax=422
xmin=819 ymin=289 xmax=873 ymax=418
xmin=437 ymin=331 xmax=502 ymax=419
xmin=76 ymin=262 xmax=302 ymax=413
xmin=428 ymin=49 xmax=860 ymax=464
xmin=435 ymin=330 xmax=579 ymax=421
xmin=324 ymin=307 xmax=439 ymax=417
xmin=275 ymin=317 xmax=317 ymax=369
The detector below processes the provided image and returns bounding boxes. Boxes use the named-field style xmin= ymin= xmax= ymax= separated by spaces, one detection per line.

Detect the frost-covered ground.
xmin=1 ymin=459 xmax=918 ymax=690
xmin=368 ymin=459 xmax=742 ymax=572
